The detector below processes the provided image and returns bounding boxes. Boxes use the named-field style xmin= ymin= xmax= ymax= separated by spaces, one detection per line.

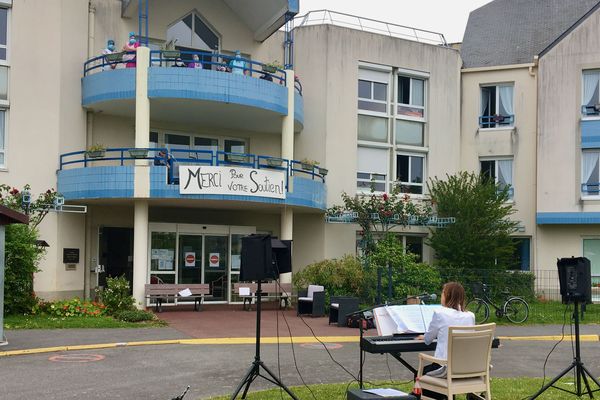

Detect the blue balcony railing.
xmin=581 ymin=183 xmax=600 ymax=195
xmin=479 ymin=115 xmax=514 ymax=128
xmin=83 ymin=50 xmax=303 ymax=95
xmin=59 ymin=148 xmax=325 ymax=188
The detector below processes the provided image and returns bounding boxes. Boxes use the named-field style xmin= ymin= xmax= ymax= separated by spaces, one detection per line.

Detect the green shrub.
xmin=32 ymin=298 xmax=107 ymax=318
xmin=394 ymin=263 xmax=442 ymax=299
xmin=114 ymin=309 xmax=155 ymax=322
xmin=4 ymin=224 xmax=44 ymax=315
xmin=293 ymin=255 xmax=370 ymax=301
xmin=97 ymin=276 xmax=135 ymax=315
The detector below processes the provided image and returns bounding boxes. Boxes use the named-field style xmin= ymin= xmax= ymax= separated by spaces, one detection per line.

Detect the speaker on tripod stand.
xmin=530 ymin=257 xmax=599 ymax=399
xmin=230 ymin=234 xmax=297 ymax=400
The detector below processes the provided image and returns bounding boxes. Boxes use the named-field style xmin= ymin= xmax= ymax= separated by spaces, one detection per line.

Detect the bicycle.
xmin=466 ymin=283 xmax=529 ymax=323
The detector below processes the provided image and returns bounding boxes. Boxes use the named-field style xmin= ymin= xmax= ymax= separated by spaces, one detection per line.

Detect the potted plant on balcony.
xmin=128 ymin=148 xmax=149 ymax=159
xmin=262 ymin=60 xmax=283 ymax=74
xmin=318 ymin=166 xmax=328 ymax=176
xmin=266 ymin=157 xmax=284 ymax=167
xmin=228 ymin=153 xmax=251 ymax=163
xmin=300 ymin=158 xmax=319 ymax=171
xmin=86 ymin=144 xmax=106 ymax=159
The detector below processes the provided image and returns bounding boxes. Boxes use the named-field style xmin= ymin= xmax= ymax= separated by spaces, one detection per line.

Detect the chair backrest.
xmin=307 ymin=285 xmax=324 ymax=299
xmin=448 ymin=323 xmax=495 ymax=378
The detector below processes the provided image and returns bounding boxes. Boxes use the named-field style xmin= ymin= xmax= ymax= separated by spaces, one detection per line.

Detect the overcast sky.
xmin=298 ymin=0 xmax=492 ymax=43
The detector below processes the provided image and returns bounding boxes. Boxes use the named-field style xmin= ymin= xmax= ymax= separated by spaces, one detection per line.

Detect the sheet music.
xmin=374 ymin=304 xmax=442 ymax=335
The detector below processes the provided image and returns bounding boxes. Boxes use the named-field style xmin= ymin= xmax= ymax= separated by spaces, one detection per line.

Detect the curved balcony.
xmin=57 ymin=148 xmax=326 ymax=211
xmin=82 ymin=51 xmax=303 ymax=133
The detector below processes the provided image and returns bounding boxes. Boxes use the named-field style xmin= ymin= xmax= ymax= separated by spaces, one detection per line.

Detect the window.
xmin=582 ymin=150 xmax=600 ymax=196
xmin=355 ymin=233 xmax=424 ymax=261
xmin=0 ymin=7 xmax=7 ymax=61
xmin=582 ymin=70 xmax=600 ymax=116
xmin=396 ymin=154 xmax=424 ymax=194
xmin=358 ymin=79 xmax=388 ymax=112
xmin=0 ymin=109 xmax=4 ymax=167
xmin=357 ymin=147 xmax=388 ymax=192
xmin=480 ymin=84 xmax=514 ymax=128
xmin=481 ymin=159 xmax=514 ymax=198
xmin=396 ymin=119 xmax=424 ymax=147
xmin=397 ymin=76 xmax=424 ymax=118
xmin=511 ymin=238 xmax=530 ymax=271
xmin=358 ymin=115 xmax=388 ymax=142
xmin=583 ymin=239 xmax=600 ymax=299
xmin=167 ymin=11 xmax=219 ymax=52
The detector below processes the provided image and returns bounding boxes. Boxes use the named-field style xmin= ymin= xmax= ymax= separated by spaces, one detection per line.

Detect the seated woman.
xmin=416 ymin=282 xmax=475 ymax=400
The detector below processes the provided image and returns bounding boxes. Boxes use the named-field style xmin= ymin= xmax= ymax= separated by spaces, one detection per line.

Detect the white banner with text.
xmin=179 ymin=166 xmax=286 ymax=199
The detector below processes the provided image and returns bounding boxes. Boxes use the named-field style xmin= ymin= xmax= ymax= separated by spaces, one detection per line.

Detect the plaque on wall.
xmin=63 ymin=248 xmax=80 ymax=264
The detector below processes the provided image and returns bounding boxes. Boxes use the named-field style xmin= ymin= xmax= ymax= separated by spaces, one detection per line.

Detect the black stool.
xmin=346 ymin=388 xmax=417 ymax=400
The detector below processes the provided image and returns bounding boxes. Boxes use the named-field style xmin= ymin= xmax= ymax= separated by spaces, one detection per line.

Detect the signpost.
xmin=0 ymin=205 xmax=29 ymax=346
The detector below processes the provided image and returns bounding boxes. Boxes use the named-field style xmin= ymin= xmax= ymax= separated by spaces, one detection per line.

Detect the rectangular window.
xmin=396 ymin=119 xmax=424 ymax=146
xmin=0 ymin=7 xmax=7 ymax=61
xmin=583 ymin=239 xmax=600 ymax=299
xmin=582 ymin=150 xmax=600 ymax=196
xmin=150 ymin=232 xmax=176 ymax=272
xmin=397 ymin=76 xmax=425 ymax=118
xmin=396 ymin=153 xmax=424 ymax=194
xmin=357 ymin=146 xmax=388 ymax=192
xmin=0 ymin=109 xmax=5 ymax=168
xmin=582 ymin=70 xmax=600 ymax=116
xmin=511 ymin=238 xmax=530 ymax=271
xmin=480 ymin=159 xmax=514 ymax=198
xmin=480 ymin=84 xmax=514 ymax=128
xmin=358 ymin=115 xmax=388 ymax=142
xmin=356 ymin=233 xmax=423 ymax=261
xmin=358 ymin=79 xmax=388 ymax=113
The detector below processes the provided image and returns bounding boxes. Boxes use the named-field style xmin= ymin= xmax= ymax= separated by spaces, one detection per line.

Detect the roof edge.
xmin=462 ymin=62 xmax=535 ymax=73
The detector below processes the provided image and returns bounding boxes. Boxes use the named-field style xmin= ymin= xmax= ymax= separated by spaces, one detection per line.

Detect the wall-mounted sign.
xmin=209 ymin=253 xmax=220 ymax=267
xmin=63 ymin=248 xmax=80 ymax=264
xmin=179 ymin=166 xmax=286 ymax=199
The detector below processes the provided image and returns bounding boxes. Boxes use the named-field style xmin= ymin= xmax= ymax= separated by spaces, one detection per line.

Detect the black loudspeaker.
xmin=240 ymin=234 xmax=292 ymax=281
xmin=557 ymin=257 xmax=592 ymax=304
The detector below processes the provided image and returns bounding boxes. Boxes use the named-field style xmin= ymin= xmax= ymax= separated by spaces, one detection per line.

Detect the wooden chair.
xmin=417 ymin=323 xmax=496 ymax=400
xmin=297 ymin=284 xmax=325 ymax=317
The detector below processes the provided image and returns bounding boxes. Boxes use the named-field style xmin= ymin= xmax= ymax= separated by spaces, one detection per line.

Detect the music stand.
xmin=529 ymin=299 xmax=600 ymax=399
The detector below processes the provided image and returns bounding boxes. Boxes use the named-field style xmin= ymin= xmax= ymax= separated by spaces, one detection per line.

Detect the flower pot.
xmin=86 ymin=150 xmax=106 ymax=159
xmin=301 ymin=162 xmax=315 ymax=171
xmin=228 ymin=154 xmax=250 ymax=163
xmin=318 ymin=167 xmax=328 ymax=176
xmin=262 ymin=65 xmax=277 ymax=73
xmin=162 ymin=50 xmax=180 ymax=59
xmin=128 ymin=149 xmax=149 ymax=159
xmin=266 ymin=158 xmax=284 ymax=167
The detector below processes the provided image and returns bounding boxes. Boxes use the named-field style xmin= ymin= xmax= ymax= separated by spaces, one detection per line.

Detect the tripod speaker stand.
xmin=530 ymin=300 xmax=600 ymax=399
xmin=231 ymin=234 xmax=297 ymax=400
xmin=230 ymin=281 xmax=299 ymax=400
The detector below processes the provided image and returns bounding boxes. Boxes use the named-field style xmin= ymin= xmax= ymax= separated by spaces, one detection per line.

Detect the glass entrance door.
xmin=204 ymin=235 xmax=229 ymax=301
xmin=178 ymin=235 xmax=203 ymax=284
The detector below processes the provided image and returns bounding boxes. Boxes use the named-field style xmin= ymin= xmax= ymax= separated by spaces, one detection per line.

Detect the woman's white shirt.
xmin=423 ymin=307 xmax=475 ymax=360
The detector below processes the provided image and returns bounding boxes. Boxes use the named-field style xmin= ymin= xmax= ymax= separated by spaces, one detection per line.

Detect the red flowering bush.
xmin=33 ymin=298 xmax=107 ymax=318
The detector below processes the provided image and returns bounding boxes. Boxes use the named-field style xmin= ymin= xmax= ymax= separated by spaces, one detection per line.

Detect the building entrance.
xmin=99 ymin=227 xmax=134 ymax=289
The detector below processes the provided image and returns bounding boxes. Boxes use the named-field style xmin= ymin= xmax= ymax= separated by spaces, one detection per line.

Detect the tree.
xmin=427 ymin=172 xmax=519 ymax=280
xmin=0 ymin=184 xmax=60 ymax=314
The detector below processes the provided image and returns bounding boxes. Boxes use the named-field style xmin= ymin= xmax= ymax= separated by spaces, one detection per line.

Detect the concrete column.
xmin=135 ymin=46 xmax=150 ymax=164
xmin=280 ymin=70 xmax=295 ymax=284
xmin=132 ymin=201 xmax=149 ymax=309
xmin=0 ymin=226 xmax=6 ymax=345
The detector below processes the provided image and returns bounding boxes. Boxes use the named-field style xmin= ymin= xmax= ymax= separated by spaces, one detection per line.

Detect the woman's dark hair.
xmin=443 ymin=282 xmax=466 ymax=311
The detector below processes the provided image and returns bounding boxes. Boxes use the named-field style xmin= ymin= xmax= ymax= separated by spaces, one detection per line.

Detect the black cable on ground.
xmin=520 ymin=302 xmax=571 ymax=400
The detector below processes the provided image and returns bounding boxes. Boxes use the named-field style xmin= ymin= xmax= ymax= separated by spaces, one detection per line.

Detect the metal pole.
xmin=0 ymin=226 xmax=6 ymax=345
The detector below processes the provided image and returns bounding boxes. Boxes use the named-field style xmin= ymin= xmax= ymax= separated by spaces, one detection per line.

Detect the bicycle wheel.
xmin=466 ymin=298 xmax=490 ymax=323
xmin=504 ymin=297 xmax=529 ymax=323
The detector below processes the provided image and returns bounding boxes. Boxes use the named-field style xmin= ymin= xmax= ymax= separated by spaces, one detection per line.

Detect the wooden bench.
xmin=145 ymin=284 xmax=211 ymax=312
xmin=234 ymin=282 xmax=293 ymax=311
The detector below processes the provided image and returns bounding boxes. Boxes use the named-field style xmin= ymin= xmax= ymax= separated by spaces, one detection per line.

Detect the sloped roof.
xmin=461 ymin=0 xmax=600 ymax=68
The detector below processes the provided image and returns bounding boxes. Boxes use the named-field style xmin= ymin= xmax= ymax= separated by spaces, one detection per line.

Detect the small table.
xmin=346 ymin=388 xmax=417 ymax=400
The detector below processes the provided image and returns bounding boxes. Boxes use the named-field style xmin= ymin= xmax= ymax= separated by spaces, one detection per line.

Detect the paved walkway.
xmin=2 ymin=308 xmax=599 ymax=356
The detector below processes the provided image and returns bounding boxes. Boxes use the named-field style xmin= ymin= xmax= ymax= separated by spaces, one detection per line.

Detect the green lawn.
xmin=3 ymin=314 xmax=167 ymax=329
xmin=208 ymin=377 xmax=599 ymax=399
xmin=479 ymin=300 xmax=600 ymax=325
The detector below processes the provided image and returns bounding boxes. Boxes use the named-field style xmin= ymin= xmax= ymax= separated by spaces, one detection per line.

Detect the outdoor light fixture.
xmin=54 ymin=196 xmax=65 ymax=207
xmin=21 ymin=191 xmax=31 ymax=206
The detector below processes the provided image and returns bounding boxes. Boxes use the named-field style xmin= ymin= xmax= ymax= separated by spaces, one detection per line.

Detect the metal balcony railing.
xmin=83 ymin=50 xmax=303 ymax=95
xmin=291 ymin=10 xmax=447 ymax=46
xmin=479 ymin=115 xmax=515 ymax=129
xmin=59 ymin=148 xmax=325 ymax=188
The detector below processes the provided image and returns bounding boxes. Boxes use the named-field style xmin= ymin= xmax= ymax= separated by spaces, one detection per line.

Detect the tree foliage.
xmin=427 ymin=172 xmax=519 ymax=277
xmin=1 ymin=184 xmax=61 ymax=314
